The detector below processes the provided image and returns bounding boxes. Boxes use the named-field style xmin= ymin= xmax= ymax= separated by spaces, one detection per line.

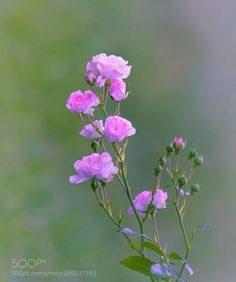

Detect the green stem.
xmin=174 ymin=202 xmax=189 ymax=249
xmin=94 ymin=191 xmax=144 ymax=257
xmin=152 ymin=216 xmax=161 ymax=247
xmin=112 ymin=142 xmax=145 ymax=251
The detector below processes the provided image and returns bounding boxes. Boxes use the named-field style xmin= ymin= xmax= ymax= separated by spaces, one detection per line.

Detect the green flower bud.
xmin=188 ymin=149 xmax=197 ymax=159
xmin=191 ymin=183 xmax=200 ymax=193
xmin=154 ymin=165 xmax=162 ymax=175
xmin=159 ymin=156 xmax=167 ymax=167
xmin=194 ymin=156 xmax=203 ymax=166
xmin=166 ymin=144 xmax=174 ymax=155
xmin=90 ymin=179 xmax=99 ymax=191
xmin=178 ymin=176 xmax=187 ymax=187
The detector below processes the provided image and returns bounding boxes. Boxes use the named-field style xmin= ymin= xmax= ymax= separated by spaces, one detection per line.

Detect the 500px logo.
xmin=11 ymin=258 xmax=47 ymax=269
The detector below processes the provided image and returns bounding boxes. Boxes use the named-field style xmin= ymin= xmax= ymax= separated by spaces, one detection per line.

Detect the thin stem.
xmin=174 ymin=202 xmax=189 ymax=249
xmin=177 ymin=159 xmax=189 ymax=174
xmin=151 ymin=214 xmax=161 ymax=246
xmin=93 ymin=191 xmax=144 ymax=257
xmin=175 ymin=154 xmax=179 ymax=172
xmin=100 ymin=139 xmax=106 ymax=152
xmin=179 ymin=247 xmax=190 ymax=278
xmin=112 ymin=142 xmax=145 ymax=251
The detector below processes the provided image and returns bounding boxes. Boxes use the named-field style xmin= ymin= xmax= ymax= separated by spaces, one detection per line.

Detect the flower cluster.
xmin=66 ymin=53 xmax=207 ymax=282
xmin=66 ymin=54 xmax=135 ymax=184
xmin=86 ymin=53 xmax=131 ymax=101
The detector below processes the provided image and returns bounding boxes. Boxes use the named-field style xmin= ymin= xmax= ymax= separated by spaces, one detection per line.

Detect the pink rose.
xmin=104 ymin=115 xmax=136 ymax=142
xmin=66 ymin=90 xmax=99 ymax=116
xmin=69 ymin=152 xmax=118 ymax=184
xmin=80 ymin=120 xmax=104 ymax=139
xmin=173 ymin=137 xmax=186 ymax=149
xmin=153 ymin=189 xmax=168 ymax=209
xmin=86 ymin=53 xmax=131 ymax=87
xmin=128 ymin=191 xmax=152 ymax=214
xmin=128 ymin=189 xmax=168 ymax=215
xmin=86 ymin=53 xmax=107 ymax=84
xmin=109 ymin=79 xmax=128 ymax=102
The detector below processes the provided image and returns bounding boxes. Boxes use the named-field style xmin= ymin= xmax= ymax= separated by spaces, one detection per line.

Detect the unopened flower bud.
xmin=178 ymin=176 xmax=187 ymax=187
xmin=188 ymin=149 xmax=197 ymax=159
xmin=159 ymin=156 xmax=167 ymax=167
xmin=173 ymin=137 xmax=186 ymax=150
xmin=166 ymin=144 xmax=174 ymax=155
xmin=191 ymin=183 xmax=200 ymax=193
xmin=154 ymin=165 xmax=162 ymax=175
xmin=194 ymin=156 xmax=203 ymax=166
xmin=91 ymin=179 xmax=99 ymax=191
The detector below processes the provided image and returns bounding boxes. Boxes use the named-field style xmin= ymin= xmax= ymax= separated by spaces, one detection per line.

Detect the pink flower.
xmin=153 ymin=189 xmax=168 ymax=209
xmin=128 ymin=189 xmax=168 ymax=215
xmin=104 ymin=115 xmax=136 ymax=142
xmin=173 ymin=137 xmax=186 ymax=149
xmin=80 ymin=120 xmax=104 ymax=139
xmin=66 ymin=90 xmax=99 ymax=116
xmin=86 ymin=53 xmax=107 ymax=84
xmin=86 ymin=53 xmax=131 ymax=87
xmin=69 ymin=152 xmax=118 ymax=184
xmin=109 ymin=79 xmax=128 ymax=101
xmin=128 ymin=191 xmax=152 ymax=214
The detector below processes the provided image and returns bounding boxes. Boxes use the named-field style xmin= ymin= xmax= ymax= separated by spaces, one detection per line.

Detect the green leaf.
xmin=142 ymin=241 xmax=165 ymax=257
xmin=120 ymin=256 xmax=154 ymax=277
xmin=169 ymin=252 xmax=182 ymax=260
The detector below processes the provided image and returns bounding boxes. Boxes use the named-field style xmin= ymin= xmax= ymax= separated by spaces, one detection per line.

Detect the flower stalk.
xmin=66 ymin=53 xmax=207 ymax=281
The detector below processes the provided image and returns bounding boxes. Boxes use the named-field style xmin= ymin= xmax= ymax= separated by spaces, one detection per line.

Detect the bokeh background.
xmin=1 ymin=0 xmax=236 ymax=281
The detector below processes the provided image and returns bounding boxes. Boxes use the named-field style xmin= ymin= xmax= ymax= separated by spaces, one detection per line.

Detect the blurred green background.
xmin=1 ymin=0 xmax=235 ymax=281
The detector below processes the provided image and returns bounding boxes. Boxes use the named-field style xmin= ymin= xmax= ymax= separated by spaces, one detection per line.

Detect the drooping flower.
xmin=69 ymin=152 xmax=118 ymax=184
xmin=173 ymin=137 xmax=186 ymax=149
xmin=66 ymin=90 xmax=99 ymax=116
xmin=128 ymin=189 xmax=168 ymax=215
xmin=109 ymin=79 xmax=128 ymax=101
xmin=80 ymin=120 xmax=104 ymax=139
xmin=86 ymin=53 xmax=131 ymax=87
xmin=104 ymin=115 xmax=136 ymax=142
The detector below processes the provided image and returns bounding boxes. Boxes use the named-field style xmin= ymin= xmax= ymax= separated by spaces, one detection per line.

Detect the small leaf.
xmin=120 ymin=256 xmax=154 ymax=277
xmin=142 ymin=241 xmax=165 ymax=257
xmin=169 ymin=252 xmax=182 ymax=260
